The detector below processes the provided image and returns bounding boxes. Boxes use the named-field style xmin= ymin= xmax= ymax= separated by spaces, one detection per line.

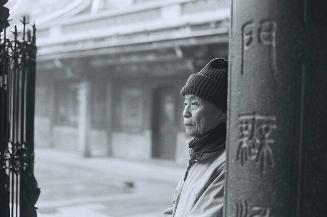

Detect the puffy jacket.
xmin=163 ymin=148 xmax=226 ymax=217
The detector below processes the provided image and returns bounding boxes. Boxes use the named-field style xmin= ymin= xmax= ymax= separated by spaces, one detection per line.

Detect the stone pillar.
xmin=106 ymin=81 xmax=113 ymax=156
xmin=78 ymin=81 xmax=91 ymax=157
xmin=225 ymin=0 xmax=327 ymax=217
xmin=48 ymin=81 xmax=56 ymax=148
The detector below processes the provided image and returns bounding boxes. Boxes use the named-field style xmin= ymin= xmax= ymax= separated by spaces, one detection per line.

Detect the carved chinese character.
xmin=237 ymin=116 xmax=256 ymax=165
xmin=236 ymin=113 xmax=277 ymax=173
xmin=251 ymin=206 xmax=271 ymax=217
xmin=256 ymin=119 xmax=276 ymax=173
xmin=258 ymin=20 xmax=277 ymax=75
xmin=236 ymin=200 xmax=249 ymax=217
xmin=243 ymin=21 xmax=255 ymax=50
xmin=236 ymin=200 xmax=272 ymax=217
xmin=241 ymin=21 xmax=255 ymax=74
xmin=241 ymin=19 xmax=277 ymax=75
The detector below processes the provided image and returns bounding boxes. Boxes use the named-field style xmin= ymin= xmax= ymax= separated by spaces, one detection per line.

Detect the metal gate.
xmin=0 ymin=19 xmax=39 ymax=217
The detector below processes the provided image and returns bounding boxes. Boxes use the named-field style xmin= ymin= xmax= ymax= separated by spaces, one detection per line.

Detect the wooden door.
xmin=152 ymin=87 xmax=176 ymax=160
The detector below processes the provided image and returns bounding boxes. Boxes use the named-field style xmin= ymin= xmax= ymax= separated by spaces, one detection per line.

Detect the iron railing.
xmin=0 ymin=18 xmax=39 ymax=217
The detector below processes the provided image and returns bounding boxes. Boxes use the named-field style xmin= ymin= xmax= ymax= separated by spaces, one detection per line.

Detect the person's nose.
xmin=183 ymin=105 xmax=191 ymax=118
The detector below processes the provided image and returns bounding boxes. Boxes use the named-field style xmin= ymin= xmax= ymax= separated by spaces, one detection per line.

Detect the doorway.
xmin=152 ymin=87 xmax=177 ymax=160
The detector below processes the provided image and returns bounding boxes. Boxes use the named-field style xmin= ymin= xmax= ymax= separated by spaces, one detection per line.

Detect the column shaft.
xmin=225 ymin=0 xmax=327 ymax=216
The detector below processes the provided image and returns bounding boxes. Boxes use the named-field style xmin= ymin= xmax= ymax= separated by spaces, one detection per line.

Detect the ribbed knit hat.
xmin=180 ymin=58 xmax=228 ymax=111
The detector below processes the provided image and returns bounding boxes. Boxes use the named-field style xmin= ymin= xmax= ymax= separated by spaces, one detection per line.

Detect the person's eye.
xmin=183 ymin=102 xmax=188 ymax=107
xmin=191 ymin=102 xmax=199 ymax=110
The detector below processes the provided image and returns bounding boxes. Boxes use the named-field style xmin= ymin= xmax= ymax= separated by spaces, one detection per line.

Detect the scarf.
xmin=183 ymin=123 xmax=226 ymax=181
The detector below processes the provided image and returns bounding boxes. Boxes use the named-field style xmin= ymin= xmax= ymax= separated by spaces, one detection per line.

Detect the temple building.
xmin=10 ymin=0 xmax=230 ymax=164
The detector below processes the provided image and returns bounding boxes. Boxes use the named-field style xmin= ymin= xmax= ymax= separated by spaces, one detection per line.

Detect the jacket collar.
xmin=188 ymin=123 xmax=226 ymax=162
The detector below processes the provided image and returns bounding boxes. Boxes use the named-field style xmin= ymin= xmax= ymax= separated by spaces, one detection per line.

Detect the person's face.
xmin=183 ymin=94 xmax=225 ymax=137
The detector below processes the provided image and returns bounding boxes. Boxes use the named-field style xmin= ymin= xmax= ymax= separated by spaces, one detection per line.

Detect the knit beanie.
xmin=180 ymin=58 xmax=228 ymax=111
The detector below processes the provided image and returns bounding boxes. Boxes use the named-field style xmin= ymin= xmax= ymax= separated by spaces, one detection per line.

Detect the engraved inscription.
xmin=236 ymin=113 xmax=277 ymax=173
xmin=252 ymin=206 xmax=271 ymax=217
xmin=241 ymin=19 xmax=277 ymax=75
xmin=243 ymin=21 xmax=255 ymax=51
xmin=236 ymin=200 xmax=249 ymax=217
xmin=241 ymin=21 xmax=255 ymax=75
xmin=258 ymin=20 xmax=277 ymax=74
xmin=236 ymin=200 xmax=272 ymax=217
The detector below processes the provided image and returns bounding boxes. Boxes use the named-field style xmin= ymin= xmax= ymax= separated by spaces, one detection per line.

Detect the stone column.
xmin=48 ymin=80 xmax=56 ymax=148
xmin=78 ymin=81 xmax=91 ymax=157
xmin=106 ymin=81 xmax=113 ymax=156
xmin=225 ymin=0 xmax=327 ymax=217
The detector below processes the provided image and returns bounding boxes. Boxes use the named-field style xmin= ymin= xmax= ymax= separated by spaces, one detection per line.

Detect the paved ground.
xmin=34 ymin=148 xmax=184 ymax=217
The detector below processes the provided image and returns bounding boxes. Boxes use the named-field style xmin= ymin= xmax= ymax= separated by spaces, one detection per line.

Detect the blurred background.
xmin=7 ymin=0 xmax=230 ymax=216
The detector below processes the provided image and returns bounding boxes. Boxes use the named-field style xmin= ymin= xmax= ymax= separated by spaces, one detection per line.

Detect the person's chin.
xmin=185 ymin=129 xmax=196 ymax=137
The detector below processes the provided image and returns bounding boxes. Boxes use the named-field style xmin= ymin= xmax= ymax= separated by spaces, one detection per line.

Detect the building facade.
xmin=22 ymin=0 xmax=230 ymax=164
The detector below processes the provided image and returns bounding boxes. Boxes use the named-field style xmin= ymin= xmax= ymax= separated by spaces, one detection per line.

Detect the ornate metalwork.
xmin=0 ymin=17 xmax=39 ymax=217
xmin=1 ymin=142 xmax=28 ymax=173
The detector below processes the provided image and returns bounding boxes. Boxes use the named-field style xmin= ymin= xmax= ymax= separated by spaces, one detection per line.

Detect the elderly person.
xmin=164 ymin=58 xmax=228 ymax=217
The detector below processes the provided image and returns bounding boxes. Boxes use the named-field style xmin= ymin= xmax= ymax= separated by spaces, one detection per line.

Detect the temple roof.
xmin=7 ymin=0 xmax=170 ymax=26
xmin=8 ymin=0 xmax=92 ymax=25
xmin=7 ymin=0 xmax=230 ymax=60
